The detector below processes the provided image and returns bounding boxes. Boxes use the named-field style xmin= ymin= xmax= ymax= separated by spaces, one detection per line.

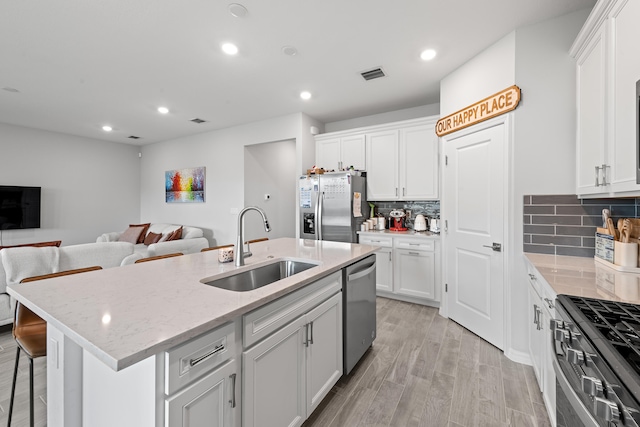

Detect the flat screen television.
xmin=0 ymin=185 xmax=41 ymax=230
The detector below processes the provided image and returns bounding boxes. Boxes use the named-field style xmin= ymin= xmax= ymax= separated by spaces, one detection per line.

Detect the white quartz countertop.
xmin=357 ymin=229 xmax=441 ymax=239
xmin=524 ymin=253 xmax=640 ymax=304
xmin=7 ymin=238 xmax=377 ymax=372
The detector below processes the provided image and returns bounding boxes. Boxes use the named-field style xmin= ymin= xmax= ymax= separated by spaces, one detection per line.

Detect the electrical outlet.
xmin=405 ymin=210 xmax=412 ymax=218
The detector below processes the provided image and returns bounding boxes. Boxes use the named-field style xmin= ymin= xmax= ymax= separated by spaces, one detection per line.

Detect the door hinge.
xmin=445 ymin=283 xmax=448 ymax=292
xmin=445 ymin=155 xmax=448 ymax=166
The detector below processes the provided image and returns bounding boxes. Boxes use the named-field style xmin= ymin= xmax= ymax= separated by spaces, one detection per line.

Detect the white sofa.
xmin=96 ymin=223 xmax=208 ymax=257
xmin=0 ymin=242 xmax=140 ymax=326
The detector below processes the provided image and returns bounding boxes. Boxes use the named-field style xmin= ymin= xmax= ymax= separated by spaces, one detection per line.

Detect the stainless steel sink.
xmin=203 ymin=259 xmax=318 ymax=292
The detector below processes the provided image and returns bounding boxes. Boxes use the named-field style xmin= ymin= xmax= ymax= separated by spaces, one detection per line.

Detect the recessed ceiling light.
xmin=157 ymin=106 xmax=169 ymax=114
xmin=228 ymin=3 xmax=248 ymax=18
xmin=102 ymin=125 xmax=113 ymax=132
xmin=282 ymin=46 xmax=298 ymax=56
xmin=420 ymin=49 xmax=437 ymax=61
xmin=222 ymin=43 xmax=239 ymax=55
xmin=300 ymin=91 xmax=312 ymax=100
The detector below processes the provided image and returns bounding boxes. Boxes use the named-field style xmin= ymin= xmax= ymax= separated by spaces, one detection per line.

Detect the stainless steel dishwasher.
xmin=343 ymin=254 xmax=377 ymax=374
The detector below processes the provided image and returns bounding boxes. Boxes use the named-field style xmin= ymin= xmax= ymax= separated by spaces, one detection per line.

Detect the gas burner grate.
xmin=568 ymin=296 xmax=640 ymax=356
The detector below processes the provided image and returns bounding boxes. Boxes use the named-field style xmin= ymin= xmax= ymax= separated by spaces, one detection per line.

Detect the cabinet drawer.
xmin=243 ymin=271 xmax=341 ymax=349
xmin=164 ymin=322 xmax=235 ymax=395
xmin=359 ymin=235 xmax=393 ymax=247
xmin=394 ymin=238 xmax=435 ymax=251
xmin=525 ymin=262 xmax=542 ymax=296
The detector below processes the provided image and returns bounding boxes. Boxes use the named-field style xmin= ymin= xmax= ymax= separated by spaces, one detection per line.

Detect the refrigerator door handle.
xmin=316 ymin=190 xmax=323 ymax=241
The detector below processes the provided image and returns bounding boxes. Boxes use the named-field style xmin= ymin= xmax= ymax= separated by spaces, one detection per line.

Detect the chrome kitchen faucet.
xmin=235 ymin=206 xmax=271 ymax=267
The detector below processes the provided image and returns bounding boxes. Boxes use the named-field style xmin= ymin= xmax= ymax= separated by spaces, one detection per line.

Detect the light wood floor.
xmin=303 ymin=297 xmax=551 ymax=427
xmin=0 ymin=298 xmax=550 ymax=427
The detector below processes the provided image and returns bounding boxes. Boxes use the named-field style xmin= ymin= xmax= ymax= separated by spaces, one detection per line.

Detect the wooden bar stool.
xmin=201 ymin=244 xmax=233 ymax=252
xmin=7 ymin=266 xmax=102 ymax=427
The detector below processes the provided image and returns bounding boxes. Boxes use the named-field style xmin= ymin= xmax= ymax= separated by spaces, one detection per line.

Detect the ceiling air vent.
xmin=128 ymin=135 xmax=141 ymax=140
xmin=360 ymin=67 xmax=386 ymax=81
xmin=190 ymin=118 xmax=207 ymax=124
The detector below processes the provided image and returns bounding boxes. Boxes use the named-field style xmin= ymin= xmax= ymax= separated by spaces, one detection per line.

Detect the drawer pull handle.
xmin=229 ymin=373 xmax=237 ymax=408
xmin=408 ymin=252 xmax=420 ymax=256
xmin=544 ymin=298 xmax=554 ymax=309
xmin=189 ymin=344 xmax=225 ymax=367
xmin=409 ymin=243 xmax=420 ymax=246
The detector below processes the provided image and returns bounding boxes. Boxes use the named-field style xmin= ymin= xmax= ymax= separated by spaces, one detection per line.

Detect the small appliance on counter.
xmin=389 ymin=209 xmax=407 ymax=231
xmin=429 ymin=218 xmax=440 ymax=233
xmin=413 ymin=214 xmax=427 ymax=231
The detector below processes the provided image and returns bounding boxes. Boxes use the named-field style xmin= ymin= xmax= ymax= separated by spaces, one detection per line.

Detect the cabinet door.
xmin=400 ymin=124 xmax=439 ymax=200
xmin=575 ymin=24 xmax=608 ymax=196
xmin=305 ymin=293 xmax=343 ymax=414
xmin=374 ymin=247 xmax=393 ymax=293
xmin=316 ymin=138 xmax=341 ymax=171
xmin=394 ymin=249 xmax=435 ymax=300
xmin=243 ymin=316 xmax=307 ymax=427
xmin=165 ymin=359 xmax=237 ymax=427
xmin=541 ymin=296 xmax=556 ymax=425
xmin=527 ymin=284 xmax=543 ymax=390
xmin=341 ymin=134 xmax=366 ymax=171
xmin=366 ymin=130 xmax=398 ymax=200
xmin=610 ymin=0 xmax=640 ymax=193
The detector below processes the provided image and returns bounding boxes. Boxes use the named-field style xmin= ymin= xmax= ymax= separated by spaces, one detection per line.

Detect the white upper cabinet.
xmin=316 ymin=117 xmax=439 ymax=201
xmin=315 ymin=134 xmax=365 ymax=172
xmin=573 ymin=0 xmax=640 ymax=197
xmin=400 ymin=124 xmax=439 ymax=200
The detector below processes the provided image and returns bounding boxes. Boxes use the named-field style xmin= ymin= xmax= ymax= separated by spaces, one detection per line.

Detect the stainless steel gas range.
xmin=553 ymin=295 xmax=640 ymax=426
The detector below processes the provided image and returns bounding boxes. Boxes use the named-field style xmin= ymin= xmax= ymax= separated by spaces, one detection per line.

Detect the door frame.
xmin=439 ymin=113 xmax=515 ymax=355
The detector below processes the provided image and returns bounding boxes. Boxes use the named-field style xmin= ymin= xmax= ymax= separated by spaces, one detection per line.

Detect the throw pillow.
xmin=166 ymin=226 xmax=183 ymax=241
xmin=144 ymin=232 xmax=162 ymax=246
xmin=129 ymin=223 xmax=151 ymax=244
xmin=118 ymin=226 xmax=145 ymax=244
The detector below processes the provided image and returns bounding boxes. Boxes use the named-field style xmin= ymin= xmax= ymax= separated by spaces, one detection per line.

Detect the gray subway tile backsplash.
xmin=523 ymin=194 xmax=640 ymax=258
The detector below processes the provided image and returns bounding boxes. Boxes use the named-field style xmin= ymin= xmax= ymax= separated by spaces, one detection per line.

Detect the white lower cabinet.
xmin=525 ymin=259 xmax=556 ymax=427
xmin=359 ymin=233 xmax=440 ymax=305
xmin=242 ymin=274 xmax=343 ymax=427
xmin=165 ymin=359 xmax=238 ymax=427
xmin=394 ymin=248 xmax=435 ymax=300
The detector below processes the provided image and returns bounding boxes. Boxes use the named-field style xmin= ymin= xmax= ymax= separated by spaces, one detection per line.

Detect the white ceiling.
xmin=0 ymin=0 xmax=595 ymax=145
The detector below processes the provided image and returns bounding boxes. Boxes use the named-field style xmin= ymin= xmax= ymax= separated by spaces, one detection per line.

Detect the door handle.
xmin=482 ymin=243 xmax=502 ymax=252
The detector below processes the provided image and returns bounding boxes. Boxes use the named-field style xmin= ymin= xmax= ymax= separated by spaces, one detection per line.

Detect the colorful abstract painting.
xmin=165 ymin=167 xmax=205 ymax=203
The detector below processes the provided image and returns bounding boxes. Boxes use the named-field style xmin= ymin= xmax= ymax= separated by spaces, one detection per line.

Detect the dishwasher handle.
xmin=347 ymin=262 xmax=376 ymax=282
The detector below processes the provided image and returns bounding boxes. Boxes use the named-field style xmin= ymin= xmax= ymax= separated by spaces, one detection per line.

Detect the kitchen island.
xmin=7 ymin=238 xmax=377 ymax=427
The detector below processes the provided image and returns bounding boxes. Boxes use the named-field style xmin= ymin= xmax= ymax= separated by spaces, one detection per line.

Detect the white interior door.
xmin=443 ymin=123 xmax=505 ymax=350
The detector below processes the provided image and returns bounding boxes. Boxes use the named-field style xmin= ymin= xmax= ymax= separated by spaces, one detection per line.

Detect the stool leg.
xmin=7 ymin=346 xmax=21 ymax=427
xmin=29 ymin=356 xmax=35 ymax=427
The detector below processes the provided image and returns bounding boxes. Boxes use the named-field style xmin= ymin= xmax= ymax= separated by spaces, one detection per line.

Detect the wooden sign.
xmin=435 ymin=85 xmax=521 ymax=137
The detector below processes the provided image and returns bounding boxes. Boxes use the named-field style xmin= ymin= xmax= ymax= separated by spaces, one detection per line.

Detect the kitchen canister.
xmin=218 ymin=247 xmax=234 ymax=263
xmin=614 ymin=241 xmax=638 ymax=267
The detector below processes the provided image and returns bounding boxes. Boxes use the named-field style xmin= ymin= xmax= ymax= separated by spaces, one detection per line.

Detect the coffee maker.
xmin=389 ymin=209 xmax=407 ymax=231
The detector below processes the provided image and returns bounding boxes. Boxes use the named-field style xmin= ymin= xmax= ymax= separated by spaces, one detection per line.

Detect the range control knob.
xmin=555 ymin=329 xmax=570 ymax=344
xmin=582 ymin=376 xmax=604 ymax=397
xmin=566 ymin=348 xmax=585 ymax=366
xmin=594 ymin=397 xmax=620 ymax=423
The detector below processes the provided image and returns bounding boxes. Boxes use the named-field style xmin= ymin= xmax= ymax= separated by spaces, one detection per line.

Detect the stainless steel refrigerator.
xmin=298 ymin=172 xmax=367 ymax=243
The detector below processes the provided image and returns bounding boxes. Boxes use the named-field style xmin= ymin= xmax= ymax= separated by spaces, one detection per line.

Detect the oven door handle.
xmin=552 ymin=357 xmax=600 ymax=427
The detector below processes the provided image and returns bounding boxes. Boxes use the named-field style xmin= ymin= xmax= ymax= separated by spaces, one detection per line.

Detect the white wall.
xmin=440 ymin=34 xmax=516 ymax=117
xmin=0 ymin=122 xmax=140 ymax=246
xmin=439 ymin=9 xmax=590 ymax=359
xmin=244 ymin=139 xmax=297 ymax=241
xmin=140 ymin=113 xmax=315 ymax=247
xmin=325 ymin=104 xmax=439 ymax=132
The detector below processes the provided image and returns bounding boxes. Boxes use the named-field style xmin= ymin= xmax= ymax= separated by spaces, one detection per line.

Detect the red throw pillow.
xmin=167 ymin=226 xmax=183 ymax=241
xmin=143 ymin=232 xmax=162 ymax=246
xmin=129 ymin=223 xmax=151 ymax=244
